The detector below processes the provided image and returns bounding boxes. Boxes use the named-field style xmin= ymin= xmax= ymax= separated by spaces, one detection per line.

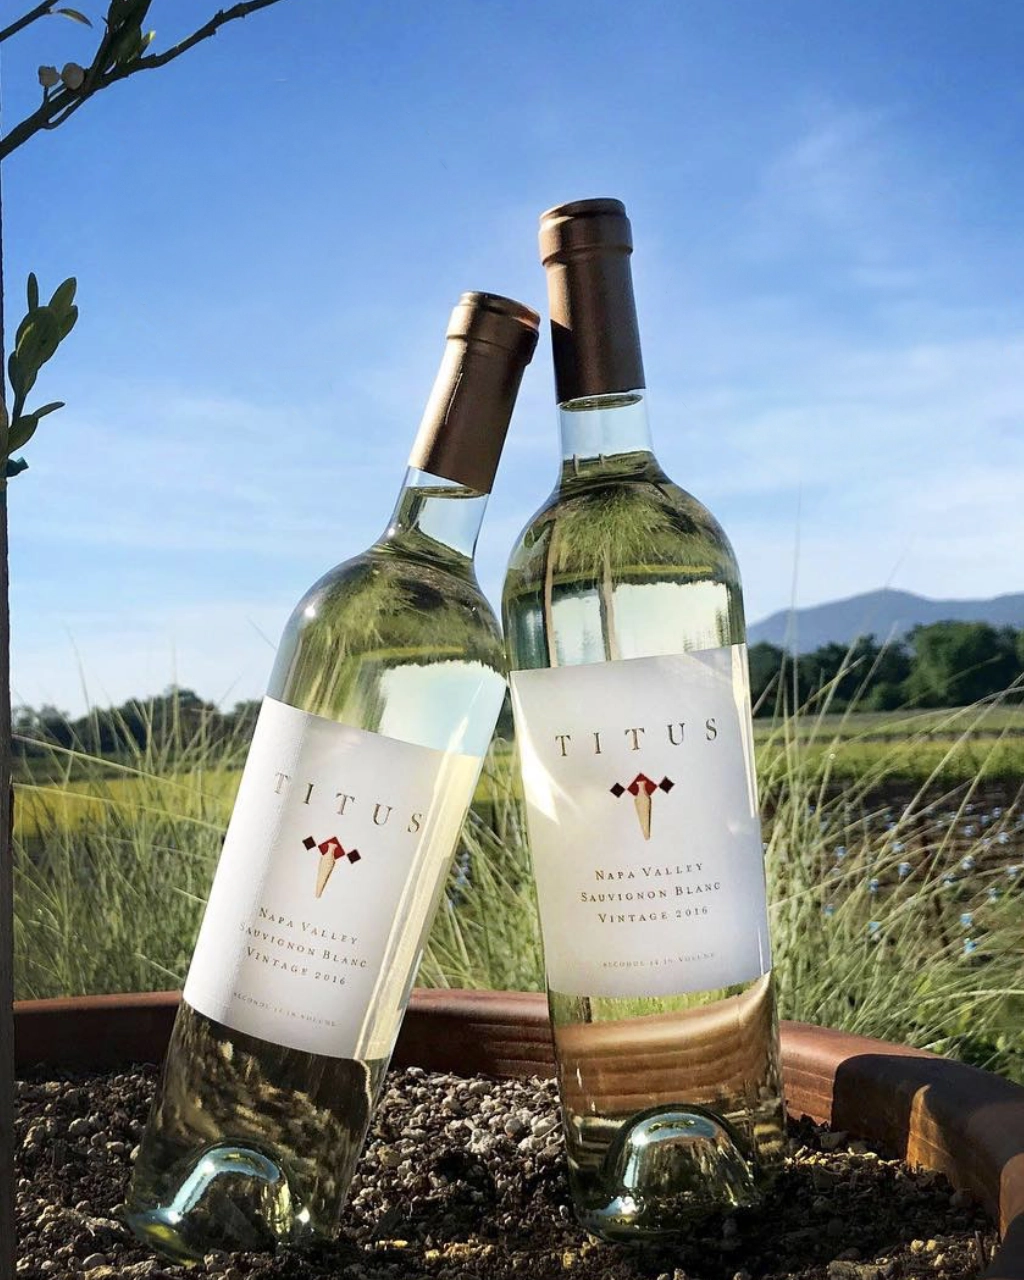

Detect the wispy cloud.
xmin=742 ymin=100 xmax=948 ymax=296
xmin=654 ymin=326 xmax=1024 ymax=619
xmin=13 ymin=382 xmax=401 ymax=556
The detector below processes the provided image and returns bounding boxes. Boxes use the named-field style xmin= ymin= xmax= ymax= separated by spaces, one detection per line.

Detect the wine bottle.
xmin=502 ymin=200 xmax=784 ymax=1240
xmin=126 ymin=292 xmax=539 ymax=1260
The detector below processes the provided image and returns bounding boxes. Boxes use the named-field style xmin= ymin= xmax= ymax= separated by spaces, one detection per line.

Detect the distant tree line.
xmin=11 ymin=619 xmax=1024 ymax=758
xmin=749 ymin=620 xmax=1024 ymax=716
xmin=12 ymin=687 xmax=261 ymax=760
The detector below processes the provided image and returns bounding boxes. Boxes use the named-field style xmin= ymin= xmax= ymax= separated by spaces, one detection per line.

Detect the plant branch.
xmin=0 ymin=0 xmax=289 ymax=161
xmin=123 ymin=0 xmax=286 ymax=73
xmin=0 ymin=2 xmax=55 ymax=48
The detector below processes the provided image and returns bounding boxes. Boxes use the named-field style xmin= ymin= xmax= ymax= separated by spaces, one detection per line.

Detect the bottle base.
xmin=573 ymin=1183 xmax=767 ymax=1244
xmin=125 ymin=1142 xmax=313 ymax=1261
xmin=570 ymin=1102 xmax=773 ymax=1242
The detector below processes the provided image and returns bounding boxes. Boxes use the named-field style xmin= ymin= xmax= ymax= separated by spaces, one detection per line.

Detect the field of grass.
xmin=16 ymin=702 xmax=1024 ymax=843
xmin=13 ymin=691 xmax=1024 ymax=1083
xmin=752 ymin=702 xmax=1024 ymax=782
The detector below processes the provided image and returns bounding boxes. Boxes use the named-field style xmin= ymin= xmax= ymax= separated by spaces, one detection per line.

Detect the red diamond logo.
xmin=304 ymin=834 xmax=361 ymax=897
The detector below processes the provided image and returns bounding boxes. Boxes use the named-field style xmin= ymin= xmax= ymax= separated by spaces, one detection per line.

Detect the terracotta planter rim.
xmin=14 ymin=989 xmax=1024 ymax=1280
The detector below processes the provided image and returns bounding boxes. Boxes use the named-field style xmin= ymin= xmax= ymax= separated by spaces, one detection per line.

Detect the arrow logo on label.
xmin=302 ymin=834 xmax=361 ymax=898
xmin=609 ymin=774 xmax=675 ymax=841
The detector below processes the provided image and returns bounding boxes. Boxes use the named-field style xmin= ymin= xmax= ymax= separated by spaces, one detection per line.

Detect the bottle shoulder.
xmin=294 ymin=547 xmax=499 ymax=634
xmin=502 ymin=462 xmax=747 ymax=670
xmin=273 ymin=548 xmax=503 ymax=693
xmin=504 ymin=466 xmax=740 ymax=594
xmin=269 ymin=546 xmax=505 ymax=748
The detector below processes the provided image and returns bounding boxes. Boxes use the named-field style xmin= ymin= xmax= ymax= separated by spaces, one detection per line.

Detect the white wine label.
xmin=184 ymin=697 xmax=480 ymax=1058
xmin=511 ymin=645 xmax=771 ymax=999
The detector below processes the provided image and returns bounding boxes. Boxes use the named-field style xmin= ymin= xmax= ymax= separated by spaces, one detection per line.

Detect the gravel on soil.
xmin=15 ymin=1065 xmax=996 ymax=1280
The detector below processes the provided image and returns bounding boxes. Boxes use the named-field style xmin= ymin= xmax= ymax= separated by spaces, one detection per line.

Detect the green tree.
xmin=796 ymin=640 xmax=852 ymax=708
xmin=905 ymin=621 xmax=1020 ymax=707
xmin=747 ymin=640 xmax=785 ymax=716
xmin=861 ymin=638 xmax=913 ymax=711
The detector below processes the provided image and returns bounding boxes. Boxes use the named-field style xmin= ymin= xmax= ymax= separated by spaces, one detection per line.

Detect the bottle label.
xmin=510 ymin=645 xmax=771 ymax=999
xmin=184 ymin=697 xmax=480 ymax=1058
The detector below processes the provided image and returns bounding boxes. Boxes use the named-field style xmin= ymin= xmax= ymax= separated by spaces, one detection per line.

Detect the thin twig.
xmin=122 ymin=0 xmax=286 ymax=74
xmin=0 ymin=0 xmax=288 ymax=161
xmin=0 ymin=2 xmax=55 ymax=48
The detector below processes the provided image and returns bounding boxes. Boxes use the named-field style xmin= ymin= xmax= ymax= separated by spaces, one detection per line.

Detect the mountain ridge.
xmin=748 ymin=588 xmax=1024 ymax=653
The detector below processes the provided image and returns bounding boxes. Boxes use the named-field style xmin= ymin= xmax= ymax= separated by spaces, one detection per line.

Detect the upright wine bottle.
xmin=503 ymin=200 xmax=784 ymax=1240
xmin=127 ymin=292 xmax=539 ymax=1260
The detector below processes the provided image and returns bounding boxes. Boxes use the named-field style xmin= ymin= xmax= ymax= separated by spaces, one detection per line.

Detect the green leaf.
xmin=15 ymin=311 xmax=35 ymax=348
xmin=114 ymin=26 xmax=145 ymax=66
xmin=32 ymin=402 xmax=65 ymax=420
xmin=6 ymin=457 xmax=29 ymax=479
xmin=8 ymin=413 xmax=40 ymax=453
xmin=27 ymin=273 xmax=39 ymax=312
xmin=107 ymin=0 xmax=150 ymax=30
xmin=55 ymin=7 xmax=93 ymax=25
xmin=59 ymin=306 xmax=79 ymax=340
xmin=7 ymin=351 xmax=26 ymax=401
xmin=49 ymin=277 xmax=77 ymax=317
xmin=17 ymin=306 xmax=61 ymax=369
xmin=13 ymin=307 xmax=62 ymax=401
xmin=7 ymin=405 xmax=61 ymax=453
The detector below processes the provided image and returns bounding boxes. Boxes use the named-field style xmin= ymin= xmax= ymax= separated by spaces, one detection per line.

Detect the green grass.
xmin=13 ymin=686 xmax=1024 ymax=1082
xmin=754 ymin=702 xmax=1024 ymax=781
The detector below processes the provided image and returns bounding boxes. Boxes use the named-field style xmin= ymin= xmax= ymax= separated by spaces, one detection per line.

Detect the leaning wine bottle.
xmin=127 ymin=292 xmax=539 ymax=1260
xmin=502 ymin=200 xmax=784 ymax=1240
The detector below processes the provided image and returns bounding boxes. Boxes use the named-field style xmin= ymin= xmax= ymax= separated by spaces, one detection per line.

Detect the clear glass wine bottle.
xmin=503 ymin=200 xmax=785 ymax=1241
xmin=127 ymin=292 xmax=538 ymax=1260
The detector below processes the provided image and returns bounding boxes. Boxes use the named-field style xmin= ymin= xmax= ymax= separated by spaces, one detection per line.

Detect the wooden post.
xmin=0 ymin=502 xmax=11 ymax=1280
xmin=0 ymin=119 xmax=14 ymax=1280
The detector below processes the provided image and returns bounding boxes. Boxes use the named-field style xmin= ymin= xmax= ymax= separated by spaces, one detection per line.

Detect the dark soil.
xmin=15 ymin=1065 xmax=995 ymax=1280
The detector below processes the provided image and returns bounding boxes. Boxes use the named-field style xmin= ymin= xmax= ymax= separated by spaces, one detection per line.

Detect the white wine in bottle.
xmin=503 ymin=200 xmax=784 ymax=1240
xmin=126 ymin=292 xmax=539 ymax=1260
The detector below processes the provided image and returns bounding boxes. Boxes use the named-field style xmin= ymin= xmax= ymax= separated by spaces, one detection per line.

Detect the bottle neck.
xmin=380 ymin=467 xmax=488 ymax=564
xmin=558 ymin=389 xmax=655 ymax=481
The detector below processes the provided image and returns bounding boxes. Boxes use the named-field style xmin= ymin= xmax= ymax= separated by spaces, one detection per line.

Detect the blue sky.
xmin=4 ymin=0 xmax=1023 ymax=714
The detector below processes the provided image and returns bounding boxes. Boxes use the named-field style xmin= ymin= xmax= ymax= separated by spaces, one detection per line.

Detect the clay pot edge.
xmin=14 ymin=990 xmax=1024 ymax=1280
